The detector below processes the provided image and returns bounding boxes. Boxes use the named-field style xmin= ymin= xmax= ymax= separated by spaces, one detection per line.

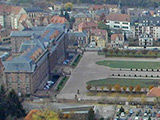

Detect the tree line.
xmin=53 ymin=0 xmax=160 ymax=8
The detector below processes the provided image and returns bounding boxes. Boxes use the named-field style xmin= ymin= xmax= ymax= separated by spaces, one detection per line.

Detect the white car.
xmin=121 ymin=112 xmax=125 ymax=117
xmin=135 ymin=117 xmax=138 ymax=120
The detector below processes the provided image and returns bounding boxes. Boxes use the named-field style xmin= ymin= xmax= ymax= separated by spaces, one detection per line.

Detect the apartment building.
xmin=105 ymin=13 xmax=131 ymax=31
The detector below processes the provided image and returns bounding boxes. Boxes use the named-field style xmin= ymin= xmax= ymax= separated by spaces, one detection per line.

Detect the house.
xmin=78 ymin=21 xmax=98 ymax=32
xmin=105 ymin=13 xmax=131 ymax=31
xmin=89 ymin=4 xmax=120 ymax=19
xmin=139 ymin=33 xmax=153 ymax=46
xmin=147 ymin=87 xmax=160 ymax=97
xmin=111 ymin=33 xmax=124 ymax=48
xmin=68 ymin=32 xmax=88 ymax=47
xmin=24 ymin=7 xmax=43 ymax=19
xmin=3 ymin=23 xmax=68 ymax=95
xmin=90 ymin=29 xmax=108 ymax=48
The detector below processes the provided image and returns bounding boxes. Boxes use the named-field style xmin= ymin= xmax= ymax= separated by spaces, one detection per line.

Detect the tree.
xmin=64 ymin=11 xmax=70 ymax=21
xmin=149 ymin=85 xmax=154 ymax=90
xmin=129 ymin=86 xmax=134 ymax=93
xmin=114 ymin=84 xmax=121 ymax=92
xmin=122 ymin=86 xmax=127 ymax=92
xmin=64 ymin=2 xmax=73 ymax=11
xmin=88 ymin=108 xmax=95 ymax=120
xmin=0 ymin=85 xmax=8 ymax=120
xmin=107 ymin=85 xmax=112 ymax=92
xmin=100 ymin=86 xmax=104 ymax=91
xmin=7 ymin=89 xmax=26 ymax=118
xmin=26 ymin=109 xmax=59 ymax=120
xmin=97 ymin=21 xmax=111 ymax=37
xmin=86 ymin=85 xmax=92 ymax=91
xmin=127 ymin=95 xmax=133 ymax=104
xmin=141 ymin=95 xmax=146 ymax=105
xmin=135 ymin=85 xmax=141 ymax=93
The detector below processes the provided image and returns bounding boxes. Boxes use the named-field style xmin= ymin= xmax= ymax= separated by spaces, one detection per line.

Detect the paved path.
xmin=57 ymin=52 xmax=160 ymax=100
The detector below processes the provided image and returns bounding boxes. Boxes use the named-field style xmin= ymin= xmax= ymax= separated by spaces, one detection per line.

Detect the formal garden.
xmin=86 ymin=78 xmax=158 ymax=95
xmin=98 ymin=48 xmax=160 ymax=58
xmin=96 ymin=60 xmax=160 ymax=69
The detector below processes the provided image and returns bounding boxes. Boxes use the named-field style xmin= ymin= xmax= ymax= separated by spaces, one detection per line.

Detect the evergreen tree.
xmin=7 ymin=89 xmax=26 ymax=118
xmin=64 ymin=12 xmax=70 ymax=21
xmin=0 ymin=85 xmax=8 ymax=120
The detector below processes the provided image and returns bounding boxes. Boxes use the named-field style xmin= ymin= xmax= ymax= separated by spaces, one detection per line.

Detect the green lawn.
xmin=56 ymin=76 xmax=69 ymax=91
xmin=96 ymin=60 xmax=160 ymax=69
xmin=86 ymin=78 xmax=160 ymax=87
xmin=71 ymin=54 xmax=82 ymax=68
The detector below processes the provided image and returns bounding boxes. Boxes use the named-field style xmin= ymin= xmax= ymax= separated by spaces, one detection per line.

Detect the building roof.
xmin=111 ymin=33 xmax=124 ymax=41
xmin=131 ymin=16 xmax=160 ymax=26
xmin=19 ymin=14 xmax=28 ymax=23
xmin=147 ymin=87 xmax=160 ymax=97
xmin=90 ymin=29 xmax=107 ymax=36
xmin=78 ymin=22 xmax=98 ymax=29
xmin=89 ymin=4 xmax=117 ymax=11
xmin=50 ymin=16 xmax=68 ymax=24
xmin=5 ymin=23 xmax=65 ymax=72
xmin=68 ymin=32 xmax=87 ymax=38
xmin=139 ymin=33 xmax=152 ymax=38
xmin=0 ymin=4 xmax=23 ymax=15
xmin=24 ymin=7 xmax=43 ymax=13
xmin=106 ymin=13 xmax=130 ymax=22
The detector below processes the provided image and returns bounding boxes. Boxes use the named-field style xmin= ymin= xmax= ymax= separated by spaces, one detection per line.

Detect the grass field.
xmin=86 ymin=78 xmax=160 ymax=87
xmin=96 ymin=60 xmax=160 ymax=69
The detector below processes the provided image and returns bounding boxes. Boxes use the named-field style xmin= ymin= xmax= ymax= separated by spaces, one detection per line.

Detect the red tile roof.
xmin=50 ymin=30 xmax=60 ymax=40
xmin=50 ymin=16 xmax=67 ymax=24
xmin=19 ymin=14 xmax=28 ymax=23
xmin=78 ymin=22 xmax=98 ymax=29
xmin=111 ymin=33 xmax=123 ymax=41
xmin=147 ymin=87 xmax=160 ymax=97
xmin=90 ymin=29 xmax=107 ymax=36
xmin=89 ymin=5 xmax=104 ymax=10
xmin=0 ymin=4 xmax=23 ymax=15
xmin=89 ymin=4 xmax=117 ymax=10
xmin=106 ymin=13 xmax=130 ymax=22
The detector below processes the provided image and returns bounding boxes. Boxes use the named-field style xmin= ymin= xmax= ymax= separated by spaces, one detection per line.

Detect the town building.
xmin=3 ymin=23 xmax=68 ymax=95
xmin=105 ymin=13 xmax=131 ymax=31
xmin=78 ymin=21 xmax=98 ymax=32
xmin=68 ymin=32 xmax=88 ymax=47
xmin=90 ymin=29 xmax=108 ymax=48
xmin=131 ymin=16 xmax=160 ymax=40
xmin=139 ymin=33 xmax=153 ymax=46
xmin=110 ymin=33 xmax=124 ymax=48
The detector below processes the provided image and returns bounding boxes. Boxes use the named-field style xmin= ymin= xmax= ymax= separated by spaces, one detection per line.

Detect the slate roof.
xmin=24 ymin=7 xmax=43 ymax=13
xmin=131 ymin=16 xmax=160 ymax=26
xmin=68 ymin=32 xmax=87 ymax=38
xmin=4 ymin=23 xmax=65 ymax=72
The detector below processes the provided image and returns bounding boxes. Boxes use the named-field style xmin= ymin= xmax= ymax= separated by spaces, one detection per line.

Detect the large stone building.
xmin=3 ymin=23 xmax=68 ymax=95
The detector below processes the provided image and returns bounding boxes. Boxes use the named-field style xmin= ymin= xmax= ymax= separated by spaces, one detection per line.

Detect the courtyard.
xmin=57 ymin=52 xmax=160 ymax=99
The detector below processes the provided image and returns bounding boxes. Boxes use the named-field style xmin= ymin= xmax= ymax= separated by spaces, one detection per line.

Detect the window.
xmin=122 ymin=26 xmax=129 ymax=29
xmin=123 ymin=22 xmax=128 ymax=25
xmin=114 ymin=25 xmax=120 ymax=28
xmin=114 ymin=21 xmax=120 ymax=24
